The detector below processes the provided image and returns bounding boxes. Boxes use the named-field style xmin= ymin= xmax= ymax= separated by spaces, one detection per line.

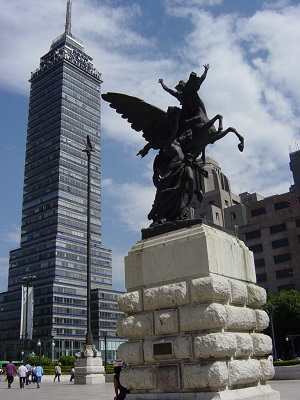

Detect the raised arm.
xmin=158 ymin=79 xmax=178 ymax=98
xmin=198 ymin=63 xmax=210 ymax=85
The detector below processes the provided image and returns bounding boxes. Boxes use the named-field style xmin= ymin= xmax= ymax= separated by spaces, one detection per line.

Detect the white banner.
xmin=20 ymin=285 xmax=34 ymax=340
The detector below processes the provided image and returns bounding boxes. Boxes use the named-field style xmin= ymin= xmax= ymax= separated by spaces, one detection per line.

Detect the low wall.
xmin=273 ymin=364 xmax=300 ymax=380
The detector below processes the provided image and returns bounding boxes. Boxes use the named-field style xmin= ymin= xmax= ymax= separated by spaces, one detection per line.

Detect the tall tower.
xmin=0 ymin=1 xmax=124 ymax=360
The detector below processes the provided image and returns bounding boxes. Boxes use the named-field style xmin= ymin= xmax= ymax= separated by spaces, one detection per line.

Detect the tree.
xmin=265 ymin=290 xmax=300 ymax=359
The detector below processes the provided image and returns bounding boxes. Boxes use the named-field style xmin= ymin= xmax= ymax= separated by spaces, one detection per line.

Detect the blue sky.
xmin=0 ymin=0 xmax=300 ymax=292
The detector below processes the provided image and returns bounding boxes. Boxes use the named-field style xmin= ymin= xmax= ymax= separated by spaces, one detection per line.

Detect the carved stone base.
xmin=126 ymin=384 xmax=279 ymax=399
xmin=74 ymin=344 xmax=105 ymax=385
xmin=117 ymin=223 xmax=280 ymax=399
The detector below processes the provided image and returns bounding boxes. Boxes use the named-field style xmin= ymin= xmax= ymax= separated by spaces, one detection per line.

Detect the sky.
xmin=0 ymin=0 xmax=300 ymax=293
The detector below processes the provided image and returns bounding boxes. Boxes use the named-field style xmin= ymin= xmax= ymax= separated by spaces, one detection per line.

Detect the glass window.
xmin=249 ymin=243 xmax=263 ymax=253
xmin=251 ymin=207 xmax=266 ymax=217
xmin=256 ymin=273 xmax=267 ymax=283
xmin=270 ymin=223 xmax=287 ymax=234
xmin=278 ymin=284 xmax=295 ymax=291
xmin=245 ymin=230 xmax=261 ymax=240
xmin=276 ymin=268 xmax=293 ymax=279
xmin=274 ymin=201 xmax=289 ymax=211
xmin=272 ymin=238 xmax=289 ymax=249
xmin=274 ymin=253 xmax=291 ymax=264
xmin=255 ymin=258 xmax=265 ymax=268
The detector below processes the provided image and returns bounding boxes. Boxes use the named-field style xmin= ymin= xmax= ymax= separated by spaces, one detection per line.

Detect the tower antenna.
xmin=65 ymin=0 xmax=72 ymax=35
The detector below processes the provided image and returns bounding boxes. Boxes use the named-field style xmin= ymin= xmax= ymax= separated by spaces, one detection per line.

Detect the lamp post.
xmin=82 ymin=135 xmax=94 ymax=346
xmin=264 ymin=304 xmax=277 ymax=361
xmin=285 ymin=334 xmax=300 ymax=359
xmin=52 ymin=340 xmax=55 ymax=363
xmin=21 ymin=350 xmax=24 ymax=364
xmin=21 ymin=275 xmax=36 ymax=359
xmin=37 ymin=339 xmax=41 ymax=365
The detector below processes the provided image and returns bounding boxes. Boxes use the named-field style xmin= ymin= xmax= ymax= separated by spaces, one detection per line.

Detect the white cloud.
xmin=102 ymin=178 xmax=155 ymax=233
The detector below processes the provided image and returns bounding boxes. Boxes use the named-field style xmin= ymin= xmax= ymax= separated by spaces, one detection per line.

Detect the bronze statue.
xmin=102 ymin=65 xmax=244 ymax=227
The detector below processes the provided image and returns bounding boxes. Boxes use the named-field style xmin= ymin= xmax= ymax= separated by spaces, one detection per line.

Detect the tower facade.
xmin=0 ymin=1 xmax=124 ymax=361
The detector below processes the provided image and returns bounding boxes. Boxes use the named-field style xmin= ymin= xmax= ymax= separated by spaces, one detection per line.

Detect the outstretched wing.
xmin=102 ymin=92 xmax=168 ymax=144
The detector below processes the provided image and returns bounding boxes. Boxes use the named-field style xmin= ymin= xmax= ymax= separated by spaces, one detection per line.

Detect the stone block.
xmin=144 ymin=282 xmax=188 ymax=311
xmin=235 ymin=333 xmax=253 ymax=357
xmin=174 ymin=335 xmax=192 ymax=359
xmin=120 ymin=366 xmax=156 ymax=390
xmin=260 ymin=359 xmax=275 ymax=381
xmin=117 ymin=341 xmax=143 ymax=365
xmin=190 ymin=276 xmax=230 ymax=304
xmin=251 ymin=333 xmax=273 ymax=356
xmin=229 ymin=279 xmax=248 ymax=305
xmin=255 ymin=309 xmax=270 ymax=331
xmin=154 ymin=309 xmax=179 ymax=335
xmin=143 ymin=338 xmax=174 ymax=362
xmin=183 ymin=361 xmax=228 ymax=389
xmin=228 ymin=359 xmax=262 ymax=386
xmin=118 ymin=290 xmax=142 ymax=313
xmin=194 ymin=332 xmax=237 ymax=359
xmin=247 ymin=284 xmax=267 ymax=307
xmin=180 ymin=304 xmax=227 ymax=332
xmin=157 ymin=364 xmax=180 ymax=389
xmin=226 ymin=305 xmax=256 ymax=331
xmin=117 ymin=313 xmax=153 ymax=338
xmin=125 ymin=224 xmax=256 ymax=290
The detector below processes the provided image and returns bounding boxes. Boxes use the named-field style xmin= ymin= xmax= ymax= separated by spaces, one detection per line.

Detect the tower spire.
xmin=65 ymin=0 xmax=72 ymax=35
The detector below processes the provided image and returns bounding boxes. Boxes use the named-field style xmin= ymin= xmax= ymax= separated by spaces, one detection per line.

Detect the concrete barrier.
xmin=273 ymin=364 xmax=300 ymax=380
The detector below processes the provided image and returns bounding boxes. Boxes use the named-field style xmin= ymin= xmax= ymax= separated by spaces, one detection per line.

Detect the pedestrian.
xmin=70 ymin=365 xmax=75 ymax=381
xmin=5 ymin=360 xmax=16 ymax=389
xmin=54 ymin=363 xmax=62 ymax=382
xmin=31 ymin=364 xmax=36 ymax=382
xmin=17 ymin=363 xmax=28 ymax=388
xmin=113 ymin=366 xmax=129 ymax=400
xmin=25 ymin=362 xmax=32 ymax=385
xmin=33 ymin=363 xmax=43 ymax=389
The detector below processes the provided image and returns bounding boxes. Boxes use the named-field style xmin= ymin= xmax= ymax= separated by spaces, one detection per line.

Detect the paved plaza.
xmin=0 ymin=375 xmax=299 ymax=399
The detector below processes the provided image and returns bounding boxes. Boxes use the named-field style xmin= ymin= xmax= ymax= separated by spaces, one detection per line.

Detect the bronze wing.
xmin=101 ymin=92 xmax=169 ymax=145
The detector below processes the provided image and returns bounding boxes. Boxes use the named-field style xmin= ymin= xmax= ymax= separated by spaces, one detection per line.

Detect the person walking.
xmin=54 ymin=363 xmax=62 ymax=382
xmin=17 ymin=363 xmax=28 ymax=388
xmin=33 ymin=363 xmax=43 ymax=389
xmin=25 ymin=362 xmax=32 ymax=385
xmin=70 ymin=366 xmax=75 ymax=381
xmin=113 ymin=366 xmax=129 ymax=400
xmin=5 ymin=360 xmax=16 ymax=389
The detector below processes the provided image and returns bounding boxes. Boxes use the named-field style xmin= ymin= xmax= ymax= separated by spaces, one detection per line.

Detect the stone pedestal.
xmin=74 ymin=344 xmax=105 ymax=384
xmin=117 ymin=223 xmax=280 ymax=399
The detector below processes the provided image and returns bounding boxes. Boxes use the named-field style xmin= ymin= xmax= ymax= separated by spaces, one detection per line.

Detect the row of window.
xmin=250 ymin=200 xmax=293 ymax=217
xmin=257 ymin=267 xmax=293 ymax=283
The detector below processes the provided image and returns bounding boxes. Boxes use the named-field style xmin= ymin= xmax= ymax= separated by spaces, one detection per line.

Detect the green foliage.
xmin=273 ymin=360 xmax=300 ymax=366
xmin=264 ymin=290 xmax=300 ymax=359
xmin=104 ymin=364 xmax=115 ymax=374
xmin=57 ymin=355 xmax=76 ymax=366
xmin=25 ymin=355 xmax=52 ymax=366
xmin=42 ymin=365 xmax=73 ymax=375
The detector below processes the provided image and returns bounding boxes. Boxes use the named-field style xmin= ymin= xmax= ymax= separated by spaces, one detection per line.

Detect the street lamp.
xmin=285 ymin=334 xmax=300 ymax=359
xmin=21 ymin=350 xmax=24 ymax=364
xmin=82 ymin=135 xmax=94 ymax=346
xmin=52 ymin=340 xmax=55 ymax=363
xmin=264 ymin=304 xmax=277 ymax=361
xmin=37 ymin=339 xmax=41 ymax=365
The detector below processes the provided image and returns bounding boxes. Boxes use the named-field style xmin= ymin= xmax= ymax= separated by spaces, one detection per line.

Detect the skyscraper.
xmin=0 ymin=1 xmax=124 ymax=361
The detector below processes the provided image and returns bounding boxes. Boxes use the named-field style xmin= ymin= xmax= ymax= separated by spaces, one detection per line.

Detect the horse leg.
xmin=210 ymin=127 xmax=244 ymax=152
xmin=228 ymin=127 xmax=244 ymax=152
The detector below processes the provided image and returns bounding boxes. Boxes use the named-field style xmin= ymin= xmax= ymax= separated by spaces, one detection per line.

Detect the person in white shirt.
xmin=17 ymin=364 xmax=28 ymax=389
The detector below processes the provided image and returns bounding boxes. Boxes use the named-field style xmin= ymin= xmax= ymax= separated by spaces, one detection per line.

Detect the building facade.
xmin=192 ymin=152 xmax=300 ymax=295
xmin=0 ymin=1 xmax=124 ymax=361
